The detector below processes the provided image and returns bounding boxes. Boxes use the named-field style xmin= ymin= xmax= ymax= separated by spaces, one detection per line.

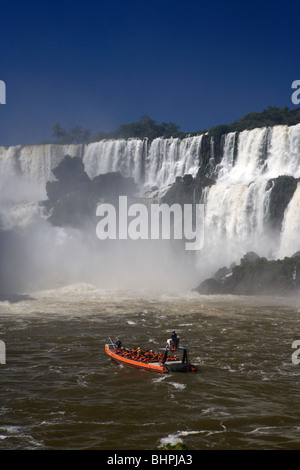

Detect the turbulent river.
xmin=1 ymin=284 xmax=300 ymax=450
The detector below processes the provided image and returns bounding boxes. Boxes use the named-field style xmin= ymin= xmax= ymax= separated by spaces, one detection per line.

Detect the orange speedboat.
xmin=105 ymin=332 xmax=198 ymax=374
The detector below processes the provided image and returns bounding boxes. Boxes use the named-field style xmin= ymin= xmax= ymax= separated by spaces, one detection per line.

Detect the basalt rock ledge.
xmin=193 ymin=252 xmax=300 ymax=296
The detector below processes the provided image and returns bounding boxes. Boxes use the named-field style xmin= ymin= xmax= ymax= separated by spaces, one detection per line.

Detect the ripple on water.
xmin=1 ymin=288 xmax=300 ymax=449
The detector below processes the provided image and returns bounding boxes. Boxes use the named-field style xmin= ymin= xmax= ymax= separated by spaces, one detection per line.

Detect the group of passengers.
xmin=115 ymin=346 xmax=178 ymax=363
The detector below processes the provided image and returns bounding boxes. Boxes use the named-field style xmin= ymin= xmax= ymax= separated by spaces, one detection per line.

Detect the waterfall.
xmin=0 ymin=144 xmax=83 ymax=202
xmin=220 ymin=127 xmax=268 ymax=183
xmin=277 ymin=183 xmax=300 ymax=258
xmin=200 ymin=124 xmax=300 ymax=274
xmin=144 ymin=135 xmax=202 ymax=190
xmin=264 ymin=124 xmax=300 ymax=178
xmin=0 ymin=135 xmax=205 ymax=292
xmin=217 ymin=132 xmax=236 ymax=178
xmin=0 ymin=124 xmax=300 ymax=282
xmin=83 ymin=139 xmax=146 ymax=184
xmin=203 ymin=127 xmax=273 ymax=260
xmin=0 ymin=135 xmax=203 ymax=231
xmin=0 ymin=135 xmax=203 ymax=203
xmin=83 ymin=135 xmax=203 ymax=192
xmin=0 ymin=144 xmax=84 ymax=230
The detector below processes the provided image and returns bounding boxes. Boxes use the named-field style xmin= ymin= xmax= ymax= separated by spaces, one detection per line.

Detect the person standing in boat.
xmin=171 ymin=331 xmax=178 ymax=345
xmin=167 ymin=331 xmax=179 ymax=350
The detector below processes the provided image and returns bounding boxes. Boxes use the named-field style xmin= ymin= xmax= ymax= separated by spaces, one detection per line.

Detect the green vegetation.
xmin=194 ymin=252 xmax=300 ymax=296
xmin=52 ymin=115 xmax=184 ymax=144
xmin=229 ymin=105 xmax=300 ymax=131
xmin=209 ymin=106 xmax=300 ymax=139
xmin=52 ymin=124 xmax=91 ymax=144
xmin=51 ymin=106 xmax=300 ymax=167
xmin=161 ymin=108 xmax=300 ymax=208
xmin=208 ymin=106 xmax=300 ymax=163
xmin=51 ymin=106 xmax=300 ymax=145
xmin=93 ymin=115 xmax=184 ymax=141
xmin=157 ymin=441 xmax=189 ymax=450
xmin=224 ymin=255 xmax=300 ymax=295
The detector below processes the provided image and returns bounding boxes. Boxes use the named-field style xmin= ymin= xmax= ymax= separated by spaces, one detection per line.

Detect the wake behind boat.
xmin=105 ymin=331 xmax=198 ymax=373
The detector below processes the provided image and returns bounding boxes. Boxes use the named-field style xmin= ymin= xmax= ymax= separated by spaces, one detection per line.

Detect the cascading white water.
xmin=83 ymin=135 xmax=202 ymax=193
xmin=0 ymin=144 xmax=83 ymax=202
xmin=216 ymin=132 xmax=236 ymax=178
xmin=144 ymin=135 xmax=202 ymax=190
xmin=0 ymin=144 xmax=84 ymax=230
xmin=264 ymin=124 xmax=300 ymax=178
xmin=277 ymin=182 xmax=300 ymax=258
xmin=0 ymin=124 xmax=300 ymax=291
xmin=201 ymin=124 xmax=300 ymax=274
xmin=203 ymin=128 xmax=272 ymax=266
xmin=215 ymin=123 xmax=300 ymax=185
xmin=83 ymin=139 xmax=146 ymax=184
xmin=221 ymin=127 xmax=268 ymax=183
xmin=0 ymin=134 xmax=203 ymax=235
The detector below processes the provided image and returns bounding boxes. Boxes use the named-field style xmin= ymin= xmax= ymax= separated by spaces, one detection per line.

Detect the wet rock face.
xmin=43 ymin=156 xmax=137 ymax=228
xmin=193 ymin=277 xmax=221 ymax=295
xmin=194 ymin=252 xmax=300 ymax=296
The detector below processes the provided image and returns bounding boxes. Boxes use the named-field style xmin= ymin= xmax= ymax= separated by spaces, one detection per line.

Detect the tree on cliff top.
xmin=52 ymin=124 xmax=91 ymax=144
xmin=91 ymin=115 xmax=183 ymax=141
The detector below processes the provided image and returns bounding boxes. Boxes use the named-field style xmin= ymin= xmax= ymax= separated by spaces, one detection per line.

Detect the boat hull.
xmin=105 ymin=344 xmax=197 ymax=373
xmin=105 ymin=344 xmax=169 ymax=373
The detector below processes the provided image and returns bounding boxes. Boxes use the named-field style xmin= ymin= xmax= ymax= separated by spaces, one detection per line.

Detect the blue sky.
xmin=0 ymin=0 xmax=299 ymax=146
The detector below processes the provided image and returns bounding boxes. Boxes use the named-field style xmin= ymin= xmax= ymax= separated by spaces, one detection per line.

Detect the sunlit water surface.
xmin=1 ymin=283 xmax=300 ymax=450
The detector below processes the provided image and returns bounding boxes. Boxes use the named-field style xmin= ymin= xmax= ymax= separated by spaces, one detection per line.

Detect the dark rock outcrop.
xmin=194 ymin=251 xmax=300 ymax=296
xmin=41 ymin=155 xmax=137 ymax=228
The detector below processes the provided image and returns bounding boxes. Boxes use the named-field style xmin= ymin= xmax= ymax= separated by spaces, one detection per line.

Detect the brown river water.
xmin=1 ymin=283 xmax=300 ymax=450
